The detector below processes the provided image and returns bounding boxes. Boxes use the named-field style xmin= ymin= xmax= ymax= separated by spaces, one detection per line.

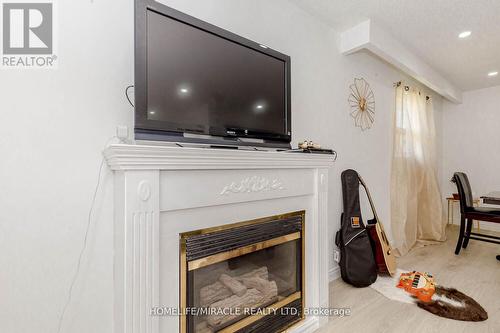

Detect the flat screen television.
xmin=135 ymin=0 xmax=291 ymax=148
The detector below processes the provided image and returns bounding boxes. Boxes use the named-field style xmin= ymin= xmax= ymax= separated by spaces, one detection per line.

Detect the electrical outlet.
xmin=116 ymin=125 xmax=129 ymax=142
xmin=333 ymin=249 xmax=340 ymax=263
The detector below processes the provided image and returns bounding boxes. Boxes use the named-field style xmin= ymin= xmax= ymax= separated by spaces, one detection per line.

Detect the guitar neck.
xmin=358 ymin=175 xmax=385 ymax=234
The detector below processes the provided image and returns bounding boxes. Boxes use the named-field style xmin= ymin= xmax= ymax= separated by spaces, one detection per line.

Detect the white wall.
xmin=441 ymin=85 xmax=500 ymax=229
xmin=0 ymin=1 xmax=133 ymax=332
xmin=0 ymin=1 xmax=443 ymax=332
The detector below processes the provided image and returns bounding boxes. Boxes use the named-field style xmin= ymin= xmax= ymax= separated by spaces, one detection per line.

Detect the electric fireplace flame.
xmin=180 ymin=211 xmax=305 ymax=333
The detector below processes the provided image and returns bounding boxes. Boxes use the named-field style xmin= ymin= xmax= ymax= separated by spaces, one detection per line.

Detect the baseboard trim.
xmin=329 ymin=266 xmax=340 ymax=282
xmin=451 ymin=221 xmax=500 ymax=232
xmin=476 ymin=223 xmax=500 ymax=232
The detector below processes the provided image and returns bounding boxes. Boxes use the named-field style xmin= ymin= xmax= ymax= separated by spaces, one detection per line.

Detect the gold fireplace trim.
xmin=218 ymin=291 xmax=301 ymax=333
xmin=188 ymin=232 xmax=301 ymax=271
xmin=179 ymin=210 xmax=306 ymax=333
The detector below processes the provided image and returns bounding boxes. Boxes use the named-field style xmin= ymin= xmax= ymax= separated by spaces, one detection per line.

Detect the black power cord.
xmin=125 ymin=85 xmax=134 ymax=108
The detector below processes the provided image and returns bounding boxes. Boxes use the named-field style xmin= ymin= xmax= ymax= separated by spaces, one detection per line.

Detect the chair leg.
xmin=462 ymin=218 xmax=473 ymax=249
xmin=455 ymin=215 xmax=466 ymax=255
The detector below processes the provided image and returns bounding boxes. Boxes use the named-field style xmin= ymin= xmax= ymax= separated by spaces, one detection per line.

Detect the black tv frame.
xmin=134 ymin=0 xmax=292 ymax=148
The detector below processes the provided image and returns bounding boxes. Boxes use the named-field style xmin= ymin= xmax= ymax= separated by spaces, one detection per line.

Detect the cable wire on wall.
xmin=56 ymin=136 xmax=119 ymax=333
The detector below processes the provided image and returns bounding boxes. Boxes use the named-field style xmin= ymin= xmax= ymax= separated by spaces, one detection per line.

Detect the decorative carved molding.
xmin=220 ymin=176 xmax=285 ymax=195
xmin=131 ymin=210 xmax=158 ymax=333
xmin=137 ymin=180 xmax=152 ymax=202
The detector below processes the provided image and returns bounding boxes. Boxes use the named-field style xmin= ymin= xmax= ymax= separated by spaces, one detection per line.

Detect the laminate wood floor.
xmin=317 ymin=226 xmax=500 ymax=333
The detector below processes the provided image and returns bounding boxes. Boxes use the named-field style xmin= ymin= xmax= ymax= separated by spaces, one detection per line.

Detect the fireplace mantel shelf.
xmin=104 ymin=144 xmax=335 ymax=171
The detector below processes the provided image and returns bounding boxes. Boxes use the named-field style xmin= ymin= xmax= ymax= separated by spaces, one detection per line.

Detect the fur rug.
xmin=417 ymin=286 xmax=488 ymax=322
xmin=370 ymin=269 xmax=488 ymax=321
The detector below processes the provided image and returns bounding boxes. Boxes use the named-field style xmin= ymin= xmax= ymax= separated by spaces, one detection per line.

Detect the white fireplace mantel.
xmin=104 ymin=144 xmax=335 ymax=333
xmin=104 ymin=144 xmax=335 ymax=171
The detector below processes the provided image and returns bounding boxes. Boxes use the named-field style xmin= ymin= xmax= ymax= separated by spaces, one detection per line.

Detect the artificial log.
xmin=206 ymin=278 xmax=278 ymax=327
xmin=200 ymin=267 xmax=269 ymax=307
xmin=199 ymin=281 xmax=233 ymax=307
xmin=219 ymin=274 xmax=247 ymax=297
xmin=235 ymin=266 xmax=269 ymax=282
xmin=206 ymin=288 xmax=264 ymax=327
xmin=239 ymin=276 xmax=278 ymax=298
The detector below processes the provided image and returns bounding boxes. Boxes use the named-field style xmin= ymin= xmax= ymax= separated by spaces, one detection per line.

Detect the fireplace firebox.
xmin=180 ymin=211 xmax=305 ymax=333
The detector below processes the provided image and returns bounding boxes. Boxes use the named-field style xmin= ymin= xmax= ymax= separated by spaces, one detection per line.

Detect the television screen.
xmin=135 ymin=2 xmax=291 ymax=147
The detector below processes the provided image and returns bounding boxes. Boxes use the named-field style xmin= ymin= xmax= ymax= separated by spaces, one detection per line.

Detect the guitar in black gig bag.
xmin=335 ymin=169 xmax=377 ymax=287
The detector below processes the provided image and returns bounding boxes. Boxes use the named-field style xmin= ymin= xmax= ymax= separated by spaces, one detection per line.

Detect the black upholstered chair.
xmin=452 ymin=172 xmax=500 ymax=255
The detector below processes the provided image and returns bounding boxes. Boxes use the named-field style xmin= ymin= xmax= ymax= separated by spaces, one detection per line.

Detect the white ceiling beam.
xmin=341 ymin=20 xmax=462 ymax=104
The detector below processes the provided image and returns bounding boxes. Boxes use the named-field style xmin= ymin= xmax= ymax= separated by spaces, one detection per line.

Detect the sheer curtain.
xmin=390 ymin=85 xmax=445 ymax=256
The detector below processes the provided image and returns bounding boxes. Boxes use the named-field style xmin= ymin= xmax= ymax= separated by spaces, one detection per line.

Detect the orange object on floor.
xmin=397 ymin=271 xmax=435 ymax=303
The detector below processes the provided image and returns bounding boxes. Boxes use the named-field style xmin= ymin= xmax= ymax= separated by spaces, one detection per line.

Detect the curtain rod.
xmin=393 ymin=81 xmax=430 ymax=100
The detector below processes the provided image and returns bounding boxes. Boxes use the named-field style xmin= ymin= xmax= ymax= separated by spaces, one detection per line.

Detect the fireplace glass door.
xmin=180 ymin=212 xmax=305 ymax=333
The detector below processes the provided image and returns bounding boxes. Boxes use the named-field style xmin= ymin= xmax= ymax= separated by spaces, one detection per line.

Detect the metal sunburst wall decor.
xmin=348 ymin=78 xmax=375 ymax=131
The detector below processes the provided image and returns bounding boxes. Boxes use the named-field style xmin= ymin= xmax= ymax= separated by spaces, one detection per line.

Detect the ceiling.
xmin=290 ymin=0 xmax=500 ymax=92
